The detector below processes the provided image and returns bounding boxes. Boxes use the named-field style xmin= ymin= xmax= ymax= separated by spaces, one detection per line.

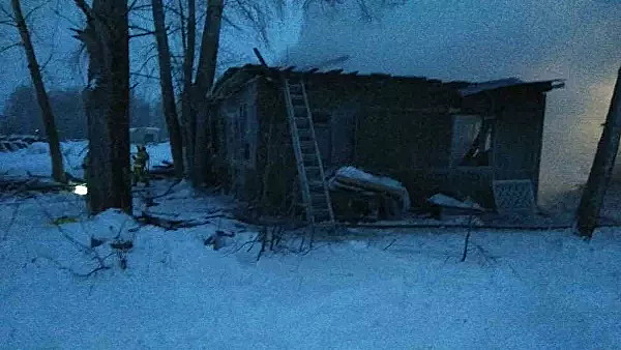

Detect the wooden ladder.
xmin=283 ymin=78 xmax=335 ymax=225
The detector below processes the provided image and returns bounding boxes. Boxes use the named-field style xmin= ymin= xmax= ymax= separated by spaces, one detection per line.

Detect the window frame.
xmin=450 ymin=114 xmax=495 ymax=169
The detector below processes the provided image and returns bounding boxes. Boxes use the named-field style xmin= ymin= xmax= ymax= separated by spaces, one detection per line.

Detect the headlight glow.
xmin=73 ymin=184 xmax=88 ymax=196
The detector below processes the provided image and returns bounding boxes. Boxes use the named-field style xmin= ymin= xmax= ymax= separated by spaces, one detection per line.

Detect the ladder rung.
xmin=293 ymin=105 xmax=306 ymax=110
xmin=303 ymin=156 xmax=318 ymax=164
xmin=285 ymin=79 xmax=333 ymax=225
xmin=311 ymin=194 xmax=327 ymax=203
xmin=298 ymin=130 xmax=313 ymax=141
xmin=312 ymin=210 xmax=331 ymax=221
xmin=309 ymin=180 xmax=324 ymax=188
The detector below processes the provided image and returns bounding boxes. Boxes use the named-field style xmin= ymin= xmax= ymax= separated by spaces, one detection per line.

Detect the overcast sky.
xmin=1 ymin=0 xmax=620 ymax=194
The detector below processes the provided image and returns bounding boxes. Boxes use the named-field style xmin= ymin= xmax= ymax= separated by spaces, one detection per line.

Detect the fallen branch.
xmin=1 ymin=203 xmax=20 ymax=241
xmin=134 ymin=211 xmax=211 ymax=230
xmin=461 ymin=199 xmax=476 ymax=262
xmin=383 ymin=238 xmax=397 ymax=251
xmin=33 ymin=197 xmax=112 ymax=272
xmin=35 ymin=255 xmax=111 ymax=278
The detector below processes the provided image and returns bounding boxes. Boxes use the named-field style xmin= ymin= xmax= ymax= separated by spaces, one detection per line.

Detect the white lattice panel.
xmin=492 ymin=180 xmax=535 ymax=213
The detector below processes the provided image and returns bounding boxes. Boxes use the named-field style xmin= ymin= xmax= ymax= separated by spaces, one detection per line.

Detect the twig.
xmin=0 ymin=43 xmax=21 ymax=55
xmin=129 ymin=31 xmax=157 ymax=39
xmin=1 ymin=203 xmax=20 ymax=242
xmin=461 ymin=228 xmax=471 ymax=262
xmin=36 ymin=255 xmax=111 ymax=278
xmin=150 ymin=179 xmax=182 ymax=199
xmin=461 ymin=199 xmax=476 ymax=262
xmin=383 ymin=238 xmax=397 ymax=250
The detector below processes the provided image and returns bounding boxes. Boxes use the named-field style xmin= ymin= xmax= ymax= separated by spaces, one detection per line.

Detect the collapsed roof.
xmin=212 ymin=64 xmax=565 ymax=100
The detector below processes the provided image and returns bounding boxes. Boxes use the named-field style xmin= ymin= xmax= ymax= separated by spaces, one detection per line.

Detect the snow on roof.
xmin=459 ymin=78 xmax=565 ymax=96
xmin=214 ymin=64 xmax=564 ymax=100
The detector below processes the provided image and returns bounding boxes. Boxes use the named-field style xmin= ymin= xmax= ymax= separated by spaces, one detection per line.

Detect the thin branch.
xmin=0 ymin=42 xmax=21 ymax=55
xmin=221 ymin=13 xmax=244 ymax=32
xmin=51 ymin=8 xmax=81 ymax=28
xmin=130 ymin=71 xmax=160 ymax=80
xmin=129 ymin=24 xmax=155 ymax=32
xmin=127 ymin=0 xmax=141 ymax=13
xmin=1 ymin=203 xmax=20 ymax=242
xmin=164 ymin=3 xmax=183 ymax=17
xmin=130 ymin=4 xmax=152 ymax=12
xmin=40 ymin=52 xmax=54 ymax=71
xmin=0 ymin=4 xmax=15 ymax=21
xmin=24 ymin=2 xmax=48 ymax=22
xmin=129 ymin=31 xmax=157 ymax=39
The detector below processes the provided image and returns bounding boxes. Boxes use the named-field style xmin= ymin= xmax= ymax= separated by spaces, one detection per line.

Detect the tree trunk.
xmin=74 ymin=0 xmax=132 ymax=215
xmin=152 ymin=0 xmax=184 ymax=178
xmin=181 ymin=0 xmax=197 ymax=175
xmin=575 ymin=66 xmax=621 ymax=238
xmin=191 ymin=0 xmax=224 ymax=186
xmin=11 ymin=0 xmax=65 ymax=183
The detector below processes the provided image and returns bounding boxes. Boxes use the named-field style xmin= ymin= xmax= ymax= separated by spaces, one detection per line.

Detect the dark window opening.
xmin=452 ymin=115 xmax=494 ymax=167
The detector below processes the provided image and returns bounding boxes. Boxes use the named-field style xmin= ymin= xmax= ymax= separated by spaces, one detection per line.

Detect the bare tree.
xmin=72 ymin=0 xmax=132 ymax=214
xmin=575 ymin=66 xmax=621 ymax=238
xmin=151 ymin=0 xmax=184 ymax=178
xmin=190 ymin=0 xmax=224 ymax=186
xmin=9 ymin=0 xmax=66 ymax=183
xmin=180 ymin=0 xmax=197 ymax=173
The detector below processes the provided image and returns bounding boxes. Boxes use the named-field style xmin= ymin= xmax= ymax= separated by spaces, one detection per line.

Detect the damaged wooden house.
xmin=208 ymin=64 xmax=564 ymax=223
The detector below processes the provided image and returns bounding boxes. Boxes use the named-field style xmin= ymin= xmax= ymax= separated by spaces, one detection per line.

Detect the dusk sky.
xmin=0 ymin=0 xmax=303 ymax=109
xmin=1 ymin=0 xmax=620 ymax=193
xmin=284 ymin=0 xmax=621 ymax=195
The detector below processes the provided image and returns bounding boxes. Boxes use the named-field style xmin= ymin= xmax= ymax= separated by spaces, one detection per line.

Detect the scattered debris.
xmin=110 ymin=239 xmax=134 ymax=251
xmin=328 ymin=166 xmax=410 ymax=222
xmin=426 ymin=193 xmax=485 ymax=220
xmin=134 ymin=211 xmax=212 ymax=230
xmin=204 ymin=230 xmax=235 ymax=251
xmin=52 ymin=216 xmax=79 ymax=225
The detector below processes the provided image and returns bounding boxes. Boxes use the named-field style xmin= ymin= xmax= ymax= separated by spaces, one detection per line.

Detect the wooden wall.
xmin=215 ymin=72 xmax=549 ymax=212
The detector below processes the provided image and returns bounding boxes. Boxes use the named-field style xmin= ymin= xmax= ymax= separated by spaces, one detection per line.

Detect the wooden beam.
xmin=253 ymin=47 xmax=268 ymax=67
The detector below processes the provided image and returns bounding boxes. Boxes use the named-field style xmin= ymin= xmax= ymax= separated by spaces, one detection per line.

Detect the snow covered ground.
xmin=1 ymin=142 xmax=621 ymax=349
xmin=0 ymin=141 xmax=172 ymax=179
